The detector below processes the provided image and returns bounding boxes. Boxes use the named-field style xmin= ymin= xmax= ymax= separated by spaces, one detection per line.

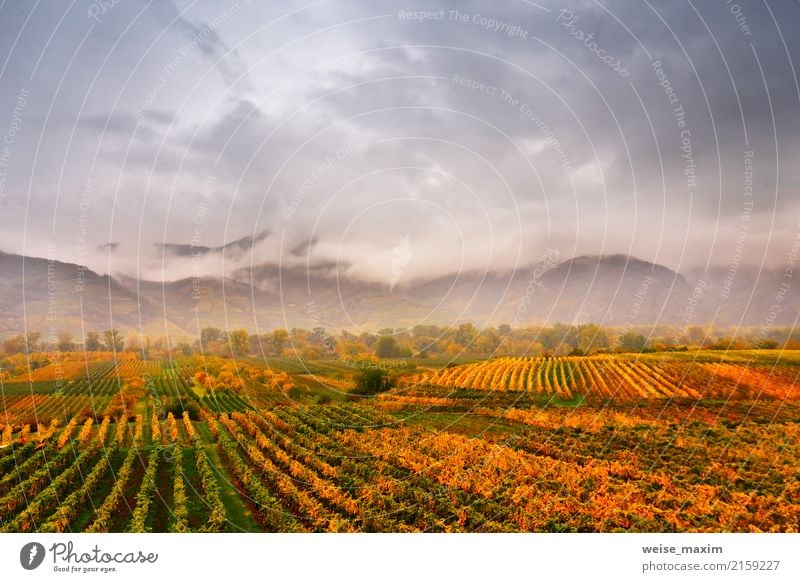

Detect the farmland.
xmin=404 ymin=351 xmax=800 ymax=400
xmin=0 ymin=350 xmax=799 ymax=532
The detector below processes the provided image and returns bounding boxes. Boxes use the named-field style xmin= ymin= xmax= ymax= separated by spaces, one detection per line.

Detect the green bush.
xmin=351 ymin=369 xmax=395 ymax=395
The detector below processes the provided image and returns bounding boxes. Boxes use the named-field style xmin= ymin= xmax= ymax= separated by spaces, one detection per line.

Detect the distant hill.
xmin=525 ymin=254 xmax=690 ymax=325
xmin=400 ymin=254 xmax=690 ymax=325
xmin=0 ymin=250 xmax=180 ymax=338
xmin=0 ymin=249 xmax=797 ymax=338
xmin=157 ymin=230 xmax=270 ymax=258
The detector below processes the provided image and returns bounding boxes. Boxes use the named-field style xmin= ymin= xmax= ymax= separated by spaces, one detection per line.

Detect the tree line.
xmin=2 ymin=323 xmax=797 ymax=361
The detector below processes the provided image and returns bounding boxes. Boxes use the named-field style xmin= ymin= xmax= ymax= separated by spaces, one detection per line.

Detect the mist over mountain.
xmin=0 ymin=250 xmax=182 ymax=338
xmin=157 ymin=230 xmax=271 ymax=259
xmin=1 ymin=248 xmax=796 ymax=339
xmin=2 ymin=1 xmax=799 ymax=349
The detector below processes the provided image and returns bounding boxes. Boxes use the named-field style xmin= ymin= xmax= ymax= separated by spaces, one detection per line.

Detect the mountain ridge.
xmin=0 ymin=249 xmax=796 ymax=337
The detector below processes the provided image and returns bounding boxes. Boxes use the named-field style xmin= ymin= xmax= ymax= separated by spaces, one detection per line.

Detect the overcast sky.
xmin=0 ymin=0 xmax=798 ymax=284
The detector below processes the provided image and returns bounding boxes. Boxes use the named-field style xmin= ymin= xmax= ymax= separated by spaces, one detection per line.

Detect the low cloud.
xmin=0 ymin=0 xmax=798 ymax=285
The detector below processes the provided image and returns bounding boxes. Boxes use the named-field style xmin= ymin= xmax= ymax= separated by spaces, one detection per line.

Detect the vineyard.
xmin=0 ymin=400 xmax=797 ymax=532
xmin=0 ymin=356 xmax=295 ymax=427
xmin=0 ymin=351 xmax=799 ymax=532
xmin=404 ymin=352 xmax=800 ymax=401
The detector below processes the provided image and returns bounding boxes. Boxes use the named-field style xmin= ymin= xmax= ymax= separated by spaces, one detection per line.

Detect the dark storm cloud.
xmin=0 ymin=0 xmax=798 ymax=283
xmin=145 ymin=0 xmax=253 ymax=91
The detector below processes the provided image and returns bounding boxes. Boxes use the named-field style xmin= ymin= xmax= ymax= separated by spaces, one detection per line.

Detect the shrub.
xmin=351 ymin=369 xmax=395 ymax=395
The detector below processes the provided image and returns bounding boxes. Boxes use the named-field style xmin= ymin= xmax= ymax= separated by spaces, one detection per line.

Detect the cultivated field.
xmin=0 ymin=351 xmax=798 ymax=532
xmin=405 ymin=352 xmax=800 ymax=400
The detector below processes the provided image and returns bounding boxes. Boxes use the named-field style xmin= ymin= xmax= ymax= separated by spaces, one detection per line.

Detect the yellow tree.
xmin=228 ymin=329 xmax=250 ymax=357
xmin=218 ymin=363 xmax=246 ymax=393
